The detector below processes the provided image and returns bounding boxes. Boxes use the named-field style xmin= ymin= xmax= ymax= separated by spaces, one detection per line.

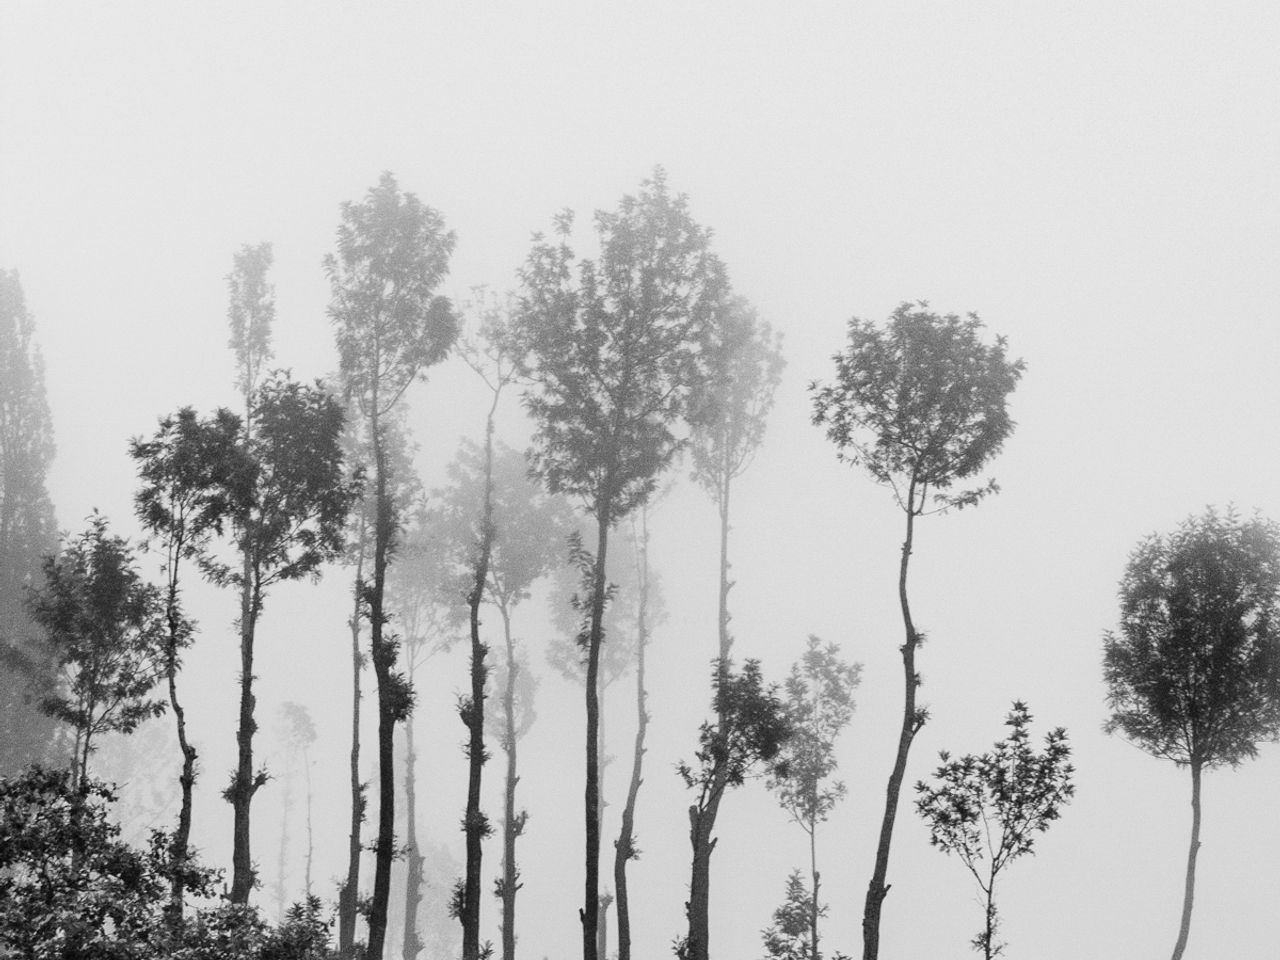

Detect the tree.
xmin=676 ymin=659 xmax=793 ymax=960
xmin=1103 ymin=507 xmax=1280 ymax=960
xmin=326 ymin=170 xmax=459 ymax=960
xmin=510 ymin=168 xmax=726 ymax=960
xmin=272 ymin=701 xmax=319 ymax=918
xmin=131 ymin=405 xmax=243 ymax=918
xmin=761 ymin=872 xmax=851 ymax=960
xmin=28 ymin=514 xmax=168 ymax=787
xmin=215 ymin=374 xmax=358 ymax=905
xmin=764 ymin=637 xmax=861 ymax=960
xmin=915 ymin=702 xmax=1074 ymax=959
xmin=0 ymin=268 xmax=60 ymax=775
xmin=227 ymin=242 xmax=276 ymax=426
xmin=810 ymin=302 xmax=1024 ymax=960
xmin=689 ymin=294 xmax=784 ymax=673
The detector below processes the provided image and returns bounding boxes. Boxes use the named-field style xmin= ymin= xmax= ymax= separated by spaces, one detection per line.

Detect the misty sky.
xmin=3 ymin=3 xmax=1280 ymax=958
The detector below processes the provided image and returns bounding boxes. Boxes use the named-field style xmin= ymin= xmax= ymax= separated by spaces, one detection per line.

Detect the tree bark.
xmin=368 ymin=405 xmax=397 ymax=960
xmin=499 ymin=603 xmax=521 ymax=960
xmin=684 ymin=773 xmax=727 ymax=960
xmin=339 ymin=528 xmax=366 ymax=958
xmin=614 ymin=512 xmax=651 ymax=960
xmin=581 ymin=502 xmax=610 ymax=960
xmin=809 ymin=821 xmax=820 ymax=960
xmin=462 ymin=391 xmax=498 ymax=960
xmin=1170 ymin=759 xmax=1203 ymax=960
xmin=230 ymin=567 xmax=261 ymax=905
xmin=164 ymin=562 xmax=197 ymax=922
xmin=402 ymin=687 xmax=424 ymax=960
xmin=862 ymin=485 xmax=921 ymax=960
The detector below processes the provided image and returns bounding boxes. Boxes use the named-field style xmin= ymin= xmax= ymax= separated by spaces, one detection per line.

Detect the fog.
xmin=3 ymin=3 xmax=1280 ymax=958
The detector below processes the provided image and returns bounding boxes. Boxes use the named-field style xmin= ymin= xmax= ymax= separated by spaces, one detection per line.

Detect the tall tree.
xmin=689 ymin=294 xmax=783 ymax=673
xmin=764 ymin=636 xmax=861 ymax=960
xmin=810 ymin=302 xmax=1023 ymax=960
xmin=676 ymin=659 xmax=792 ymax=960
xmin=215 ymin=373 xmax=357 ymax=904
xmin=1103 ymin=507 xmax=1280 ymax=960
xmin=271 ymin=700 xmax=318 ymax=919
xmin=612 ymin=503 xmax=663 ymax=960
xmin=130 ymin=406 xmax=242 ymax=918
xmin=327 ymin=170 xmax=459 ymax=960
xmin=28 ymin=513 xmax=168 ymax=787
xmin=0 ymin=269 xmax=60 ymax=775
xmin=510 ymin=169 xmax=725 ymax=960
xmin=915 ymin=702 xmax=1074 ymax=960
xmin=227 ymin=242 xmax=276 ymax=428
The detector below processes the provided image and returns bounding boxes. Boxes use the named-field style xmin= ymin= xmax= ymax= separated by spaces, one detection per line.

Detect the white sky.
xmin=3 ymin=2 xmax=1280 ymax=958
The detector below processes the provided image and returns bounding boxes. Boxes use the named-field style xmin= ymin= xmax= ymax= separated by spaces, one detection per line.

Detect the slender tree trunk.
xmin=275 ymin=765 xmax=293 ymax=919
xmin=230 ymin=571 xmax=261 ymax=905
xmin=597 ymin=691 xmax=609 ymax=960
xmin=304 ymin=746 xmax=314 ymax=900
xmin=1170 ymin=759 xmax=1203 ymax=960
xmin=462 ymin=396 xmax=498 ymax=960
xmin=164 ymin=562 xmax=197 ymax=922
xmin=862 ymin=485 xmax=922 ymax=960
xmin=717 ymin=473 xmax=732 ymax=669
xmin=403 ymin=689 xmax=424 ymax=960
xmin=581 ymin=501 xmax=611 ymax=960
xmin=499 ymin=603 xmax=521 ymax=960
xmin=368 ymin=405 xmax=398 ymax=960
xmin=615 ymin=513 xmax=651 ymax=960
xmin=809 ymin=822 xmax=820 ymax=960
xmin=339 ymin=527 xmax=366 ymax=958
xmin=982 ymin=880 xmax=997 ymax=960
xmin=684 ymin=774 xmax=727 ymax=960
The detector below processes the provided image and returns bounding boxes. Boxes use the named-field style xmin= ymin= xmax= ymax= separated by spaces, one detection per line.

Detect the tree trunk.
xmin=581 ymin=503 xmax=610 ymax=960
xmin=499 ymin=604 xmax=521 ymax=960
xmin=862 ymin=487 xmax=921 ymax=960
xmin=367 ymin=406 xmax=397 ymax=960
xmin=164 ymin=565 xmax=197 ymax=922
xmin=809 ymin=822 xmax=820 ymax=960
xmin=462 ymin=400 xmax=497 ymax=960
xmin=230 ymin=569 xmax=261 ymax=905
xmin=684 ymin=775 xmax=726 ymax=960
xmin=339 ymin=529 xmax=366 ymax=958
xmin=1170 ymin=759 xmax=1203 ymax=960
xmin=614 ymin=512 xmax=651 ymax=960
xmin=304 ymin=745 xmax=314 ymax=900
xmin=403 ymin=691 xmax=424 ymax=960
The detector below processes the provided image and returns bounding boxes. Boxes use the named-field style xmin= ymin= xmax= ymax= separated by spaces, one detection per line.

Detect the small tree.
xmin=131 ymin=405 xmax=243 ymax=917
xmin=510 ymin=169 xmax=725 ymax=960
xmin=28 ymin=514 xmax=168 ymax=787
xmin=676 ymin=659 xmax=793 ymax=960
xmin=216 ymin=374 xmax=358 ymax=905
xmin=764 ymin=637 xmax=861 ymax=960
xmin=1103 ymin=507 xmax=1280 ymax=960
xmin=915 ymin=702 xmax=1074 ymax=959
xmin=810 ymin=302 xmax=1024 ymax=960
xmin=327 ymin=171 xmax=458 ymax=960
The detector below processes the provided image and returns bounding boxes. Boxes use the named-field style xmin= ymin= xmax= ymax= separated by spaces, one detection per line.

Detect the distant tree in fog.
xmin=227 ymin=242 xmax=276 ymax=426
xmin=676 ymin=658 xmax=792 ymax=960
xmin=1103 ymin=508 xmax=1280 ymax=960
xmin=271 ymin=701 xmax=318 ymax=919
xmin=810 ymin=302 xmax=1023 ymax=960
xmin=763 ymin=637 xmax=861 ymax=960
xmin=210 ymin=374 xmax=357 ymax=906
xmin=915 ymin=702 xmax=1074 ymax=960
xmin=28 ymin=513 xmax=168 ymax=788
xmin=0 ymin=268 xmax=61 ymax=775
xmin=326 ymin=170 xmax=459 ymax=960
xmin=509 ymin=168 xmax=726 ymax=960
xmin=131 ymin=405 xmax=242 ymax=919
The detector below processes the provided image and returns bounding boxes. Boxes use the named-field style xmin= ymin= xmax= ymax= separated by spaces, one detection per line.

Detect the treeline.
xmin=2 ymin=170 xmax=1280 ymax=960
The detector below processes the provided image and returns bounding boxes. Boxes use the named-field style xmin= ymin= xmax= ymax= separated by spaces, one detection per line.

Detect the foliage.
xmin=27 ymin=514 xmax=169 ymax=781
xmin=510 ymin=167 xmax=726 ymax=521
xmin=689 ymin=294 xmax=784 ymax=502
xmin=760 ymin=871 xmax=850 ymax=960
xmin=680 ymin=658 xmax=793 ymax=798
xmin=915 ymin=702 xmax=1074 ymax=959
xmin=227 ymin=242 xmax=276 ymax=410
xmin=325 ymin=170 xmax=458 ymax=419
xmin=0 ymin=766 xmax=337 ymax=959
xmin=0 ymin=268 xmax=60 ymax=774
xmin=768 ymin=636 xmax=860 ymax=833
xmin=1103 ymin=507 xmax=1280 ymax=767
xmin=810 ymin=301 xmax=1024 ymax=513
